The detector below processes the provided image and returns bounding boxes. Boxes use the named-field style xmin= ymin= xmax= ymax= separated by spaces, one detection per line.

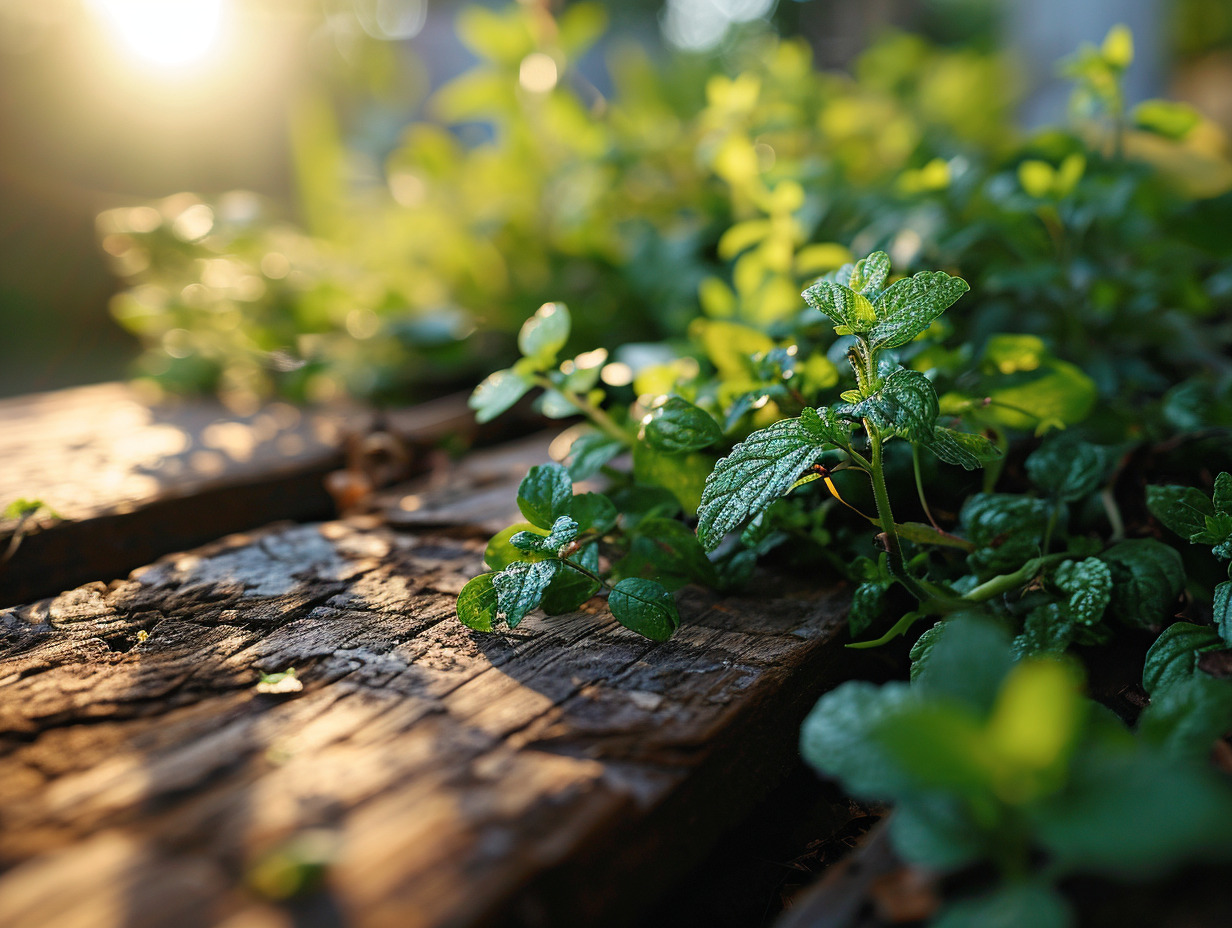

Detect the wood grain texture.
xmin=0 ymin=384 xmax=481 ymax=606
xmin=0 ymin=516 xmax=856 ymax=928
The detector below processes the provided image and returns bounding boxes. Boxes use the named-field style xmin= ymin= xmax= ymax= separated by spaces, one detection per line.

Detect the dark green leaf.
xmin=915 ymin=613 xmax=1014 ymax=715
xmin=642 ymin=396 xmax=722 ymax=454
xmin=1027 ymin=434 xmax=1113 ymax=501
xmin=1214 ymin=581 xmax=1232 ymax=646
xmin=1142 ymin=622 xmax=1222 ymax=695
xmin=517 ymin=463 xmax=573 ymax=529
xmin=517 ymin=301 xmax=570 ymax=364
xmin=1147 ymin=484 xmax=1216 ymax=543
xmin=616 ymin=517 xmax=717 ymax=590
xmin=838 ymin=369 xmax=939 ymax=443
xmin=889 ymin=796 xmax=984 ymax=871
xmin=608 ymin=485 xmax=682 ymax=528
xmin=960 ymin=494 xmax=1054 ymax=575
xmin=608 ymin=577 xmax=680 ymax=641
xmin=1138 ymin=675 xmax=1232 ymax=760
xmin=456 ymin=573 xmax=500 ymax=632
xmin=1100 ymin=539 xmax=1185 ymax=630
xmin=931 ymin=883 xmax=1074 ymax=928
xmin=1013 ymin=603 xmax=1077 ymax=658
xmin=928 ymin=426 xmax=1003 ymax=471
xmin=566 ymin=431 xmax=625 ymax=481
xmin=570 ymin=492 xmax=617 ymax=534
xmin=1214 ymin=472 xmax=1232 ymax=515
xmin=1033 ymin=747 xmax=1232 ymax=877
xmin=492 ymin=559 xmax=561 ymax=628
xmin=799 ymin=681 xmax=919 ymax=799
xmin=469 ymin=368 xmax=532 ymax=424
xmin=1055 ymin=557 xmax=1112 ymax=626
xmin=485 ymin=522 xmax=550 ymax=570
xmin=909 ymin=621 xmax=945 ymax=681
xmin=869 ymin=270 xmax=970 ymax=350
xmin=696 ymin=414 xmax=839 ymax=551
xmin=849 ymin=581 xmax=890 ymax=637
xmin=540 ymin=543 xmax=602 ymax=615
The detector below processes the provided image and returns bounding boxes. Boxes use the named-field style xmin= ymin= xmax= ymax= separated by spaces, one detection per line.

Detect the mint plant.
xmin=801 ymin=615 xmax=1232 ymax=925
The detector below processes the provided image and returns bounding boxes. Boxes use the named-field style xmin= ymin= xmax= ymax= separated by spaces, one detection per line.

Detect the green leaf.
xmin=570 ymin=492 xmax=617 ymax=534
xmin=517 ymin=463 xmax=573 ymax=529
xmin=1142 ymin=622 xmax=1223 ymax=695
xmin=642 ymin=396 xmax=722 ymax=454
xmin=1214 ymin=581 xmax=1232 ymax=646
xmin=511 ymin=515 xmax=577 ymax=554
xmin=617 ymin=517 xmax=718 ymax=590
xmin=492 ymin=559 xmax=561 ymax=628
xmin=800 ymin=681 xmax=919 ymax=799
xmin=608 ymin=578 xmax=680 ymax=641
xmin=847 ymin=251 xmax=891 ymax=295
xmin=838 ymin=369 xmax=939 ymax=443
xmin=632 ymin=444 xmax=712 ymax=515
xmin=457 ymin=573 xmax=500 ymax=632
xmin=1054 ymin=557 xmax=1112 ymax=626
xmin=1026 ymin=434 xmax=1113 ymax=501
xmin=915 ymin=613 xmax=1014 ymax=715
xmin=540 ymin=543 xmax=602 ymax=616
xmin=876 ymin=703 xmax=991 ymax=795
xmin=909 ymin=622 xmax=945 ymax=681
xmin=1138 ymin=675 xmax=1232 ymax=760
xmin=868 ymin=271 xmax=970 ymax=350
xmin=889 ymin=796 xmax=984 ymax=870
xmin=565 ymin=431 xmax=625 ymax=481
xmin=928 ymin=426 xmax=1003 ymax=471
xmin=931 ymin=883 xmax=1074 ymax=928
xmin=1100 ymin=539 xmax=1185 ymax=630
xmin=484 ymin=522 xmax=550 ymax=570
xmin=1013 ymin=604 xmax=1077 ymax=658
xmin=1133 ymin=99 xmax=1202 ymax=140
xmin=1033 ymin=747 xmax=1232 ymax=877
xmin=1214 ymin=472 xmax=1232 ymax=515
xmin=960 ymin=493 xmax=1054 ymax=575
xmin=697 ymin=412 xmax=843 ymax=551
xmin=518 ymin=302 xmax=571 ymax=365
xmin=1147 ymin=484 xmax=1216 ymax=543
xmin=848 ymin=580 xmax=890 ymax=637
xmin=469 ymin=368 xmax=532 ymax=424
xmin=801 ymin=280 xmax=876 ymax=333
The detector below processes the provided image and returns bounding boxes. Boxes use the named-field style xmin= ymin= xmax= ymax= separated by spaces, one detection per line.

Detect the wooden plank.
xmin=0 ymin=515 xmax=859 ymax=928
xmin=0 ymin=384 xmax=486 ymax=606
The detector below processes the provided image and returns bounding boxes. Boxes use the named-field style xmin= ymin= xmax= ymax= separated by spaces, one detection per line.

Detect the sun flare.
xmin=87 ymin=0 xmax=225 ymax=67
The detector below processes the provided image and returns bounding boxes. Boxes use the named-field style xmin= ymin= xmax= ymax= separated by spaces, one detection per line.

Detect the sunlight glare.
xmin=88 ymin=0 xmax=225 ymax=67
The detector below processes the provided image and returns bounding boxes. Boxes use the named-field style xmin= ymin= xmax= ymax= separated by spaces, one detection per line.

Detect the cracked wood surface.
xmin=0 ymin=514 xmax=855 ymax=928
xmin=0 ymin=384 xmax=486 ymax=606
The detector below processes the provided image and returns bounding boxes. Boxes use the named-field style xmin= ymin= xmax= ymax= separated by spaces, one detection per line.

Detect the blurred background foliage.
xmin=1 ymin=0 xmax=1230 ymax=408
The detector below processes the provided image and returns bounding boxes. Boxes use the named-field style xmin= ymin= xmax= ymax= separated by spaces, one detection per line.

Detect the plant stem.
xmin=866 ymin=421 xmax=934 ymax=606
xmin=533 ymin=375 xmax=628 ymax=443
xmin=911 ymin=445 xmax=941 ymax=531
xmin=961 ymin=553 xmax=1068 ymax=604
xmin=559 ymin=555 xmax=610 ymax=590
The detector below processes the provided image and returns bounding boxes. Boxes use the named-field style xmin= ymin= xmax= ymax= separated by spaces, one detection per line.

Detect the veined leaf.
xmin=1147 ymin=484 xmax=1217 ymax=544
xmin=1101 ymin=539 xmax=1185 ymax=630
xmin=493 ymin=559 xmax=561 ymax=628
xmin=802 ymin=280 xmax=876 ymax=333
xmin=1143 ymin=622 xmax=1223 ymax=695
xmin=485 ymin=522 xmax=550 ymax=570
xmin=540 ymin=543 xmax=602 ymax=616
xmin=511 ymin=515 xmax=578 ymax=554
xmin=469 ymin=368 xmax=532 ymax=424
xmin=928 ymin=426 xmax=1002 ymax=470
xmin=697 ymin=410 xmax=846 ymax=551
xmin=847 ymin=251 xmax=891 ymax=295
xmin=642 ymin=396 xmax=722 ymax=454
xmin=566 ymin=431 xmax=625 ymax=481
xmin=868 ymin=271 xmax=969 ymax=350
xmin=1054 ymin=558 xmax=1112 ymax=626
xmin=457 ymin=573 xmax=500 ymax=632
xmin=609 ymin=577 xmax=680 ymax=641
xmin=517 ymin=463 xmax=573 ymax=529
xmin=1027 ymin=433 xmax=1113 ymax=501
xmin=839 ymin=369 xmax=939 ymax=443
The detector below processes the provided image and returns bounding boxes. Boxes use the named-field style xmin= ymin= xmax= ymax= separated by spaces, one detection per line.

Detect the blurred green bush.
xmin=98 ymin=2 xmax=1232 ymax=413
